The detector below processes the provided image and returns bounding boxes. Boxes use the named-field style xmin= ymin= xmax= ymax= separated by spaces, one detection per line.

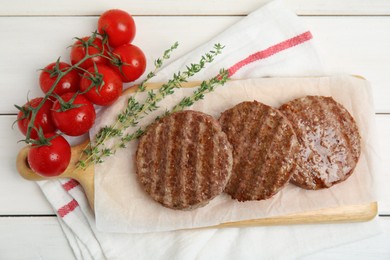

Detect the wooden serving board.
xmin=16 ymin=80 xmax=378 ymax=227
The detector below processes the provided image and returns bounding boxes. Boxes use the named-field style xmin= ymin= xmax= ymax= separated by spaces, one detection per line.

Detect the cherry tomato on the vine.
xmin=27 ymin=133 xmax=71 ymax=177
xmin=80 ymin=65 xmax=123 ymax=106
xmin=98 ymin=9 xmax=136 ymax=48
xmin=110 ymin=44 xmax=146 ymax=83
xmin=70 ymin=36 xmax=108 ymax=70
xmin=39 ymin=62 xmax=80 ymax=96
xmin=17 ymin=97 xmax=56 ymax=139
xmin=51 ymin=93 xmax=96 ymax=136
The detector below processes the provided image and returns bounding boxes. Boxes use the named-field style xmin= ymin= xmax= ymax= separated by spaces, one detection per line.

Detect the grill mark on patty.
xmin=278 ymin=103 xmax=301 ymax=182
xmin=216 ymin=134 xmax=231 ymax=187
xmin=186 ymin=114 xmax=201 ymax=206
xmin=156 ymin=116 xmax=174 ymax=204
xmin=221 ymin=104 xmax=242 ymax=197
xmin=248 ymin=111 xmax=294 ymax=200
xmin=230 ymin=103 xmax=254 ymax=171
xmin=208 ymin=120 xmax=233 ymax=204
xmin=194 ymin=121 xmax=206 ymax=205
xmin=176 ymin=112 xmax=192 ymax=208
xmin=275 ymin=117 xmax=295 ymax=192
xmin=250 ymin=113 xmax=284 ymax=199
xmin=148 ymin=123 xmax=164 ymax=194
xmin=232 ymin=105 xmax=271 ymax=200
xmin=199 ymin=116 xmax=215 ymax=202
xmin=218 ymin=110 xmax=237 ymax=192
xmin=223 ymin=103 xmax=262 ymax=198
xmin=164 ymin=113 xmax=186 ymax=207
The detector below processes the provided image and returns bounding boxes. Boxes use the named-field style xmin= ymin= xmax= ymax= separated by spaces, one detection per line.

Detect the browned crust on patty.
xmin=218 ymin=101 xmax=297 ymax=201
xmin=279 ymin=96 xmax=361 ymax=190
xmin=136 ymin=110 xmax=233 ymax=210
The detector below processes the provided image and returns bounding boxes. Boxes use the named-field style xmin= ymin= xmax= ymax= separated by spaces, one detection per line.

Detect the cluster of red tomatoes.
xmin=16 ymin=9 xmax=146 ymax=177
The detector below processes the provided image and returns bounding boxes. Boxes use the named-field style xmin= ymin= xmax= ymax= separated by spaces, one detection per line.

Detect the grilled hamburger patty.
xmin=219 ymin=101 xmax=297 ymax=201
xmin=136 ymin=110 xmax=233 ymax=210
xmin=279 ymin=96 xmax=361 ymax=190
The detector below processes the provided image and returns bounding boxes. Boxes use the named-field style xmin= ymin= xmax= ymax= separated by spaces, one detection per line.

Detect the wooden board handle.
xmin=212 ymin=202 xmax=378 ymax=228
xmin=16 ymin=139 xmax=95 ymax=210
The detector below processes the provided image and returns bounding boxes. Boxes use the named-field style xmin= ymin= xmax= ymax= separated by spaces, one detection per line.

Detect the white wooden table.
xmin=1 ymin=0 xmax=390 ymax=259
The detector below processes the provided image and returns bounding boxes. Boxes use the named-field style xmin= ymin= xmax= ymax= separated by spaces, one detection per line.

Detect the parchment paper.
xmin=91 ymin=75 xmax=378 ymax=233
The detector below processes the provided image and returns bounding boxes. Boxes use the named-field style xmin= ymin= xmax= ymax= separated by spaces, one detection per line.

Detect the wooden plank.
xmin=0 ymin=217 xmax=75 ymax=260
xmin=287 ymin=0 xmax=390 ymax=16
xmin=0 ymin=0 xmax=268 ymax=16
xmin=0 ymin=216 xmax=389 ymax=259
xmin=303 ymin=216 xmax=390 ymax=259
xmin=0 ymin=0 xmax=390 ymax=16
xmin=1 ymin=16 xmax=390 ymax=113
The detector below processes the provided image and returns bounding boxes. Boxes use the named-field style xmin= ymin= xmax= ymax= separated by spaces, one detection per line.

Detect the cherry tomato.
xmin=51 ymin=93 xmax=96 ymax=136
xmin=39 ymin=62 xmax=80 ymax=96
xmin=80 ymin=65 xmax=122 ymax=106
xmin=70 ymin=36 xmax=108 ymax=70
xmin=110 ymin=44 xmax=146 ymax=83
xmin=17 ymin=97 xmax=56 ymax=139
xmin=28 ymin=133 xmax=71 ymax=177
xmin=98 ymin=9 xmax=136 ymax=48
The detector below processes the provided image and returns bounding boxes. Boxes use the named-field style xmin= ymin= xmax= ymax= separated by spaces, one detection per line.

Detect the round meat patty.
xmin=218 ymin=101 xmax=297 ymax=201
xmin=279 ymin=96 xmax=361 ymax=190
xmin=136 ymin=110 xmax=233 ymax=210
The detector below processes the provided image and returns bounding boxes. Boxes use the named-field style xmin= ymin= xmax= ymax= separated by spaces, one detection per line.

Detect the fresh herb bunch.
xmin=78 ymin=44 xmax=228 ymax=168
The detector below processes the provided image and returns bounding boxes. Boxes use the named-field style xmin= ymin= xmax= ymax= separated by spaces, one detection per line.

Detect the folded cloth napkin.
xmin=37 ymin=0 xmax=381 ymax=259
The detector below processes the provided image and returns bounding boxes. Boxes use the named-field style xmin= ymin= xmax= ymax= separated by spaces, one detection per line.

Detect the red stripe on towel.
xmin=62 ymin=179 xmax=79 ymax=191
xmin=58 ymin=199 xmax=79 ymax=218
xmin=228 ymin=31 xmax=313 ymax=77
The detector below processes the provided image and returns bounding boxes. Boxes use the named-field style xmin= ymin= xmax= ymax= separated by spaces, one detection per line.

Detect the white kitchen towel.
xmin=37 ymin=0 xmax=381 ymax=259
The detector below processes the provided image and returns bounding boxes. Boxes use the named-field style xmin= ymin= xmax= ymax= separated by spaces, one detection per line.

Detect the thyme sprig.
xmin=170 ymin=69 xmax=229 ymax=113
xmin=121 ymin=43 xmax=224 ymax=128
xmin=79 ymin=44 xmax=226 ymax=167
xmin=114 ymin=69 xmax=229 ymax=152
xmin=78 ymin=68 xmax=229 ymax=168
xmin=138 ymin=41 xmax=179 ymax=92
